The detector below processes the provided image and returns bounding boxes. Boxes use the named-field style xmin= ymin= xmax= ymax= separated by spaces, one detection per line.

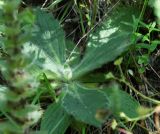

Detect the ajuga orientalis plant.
xmin=0 ymin=1 xmax=160 ymax=134
xmin=30 ymin=7 xmax=159 ymax=134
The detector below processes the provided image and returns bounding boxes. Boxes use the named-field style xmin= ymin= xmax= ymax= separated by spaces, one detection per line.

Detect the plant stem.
xmin=43 ymin=73 xmax=57 ymax=102
xmin=119 ymin=79 xmax=160 ymax=104
xmin=82 ymin=126 xmax=86 ymax=134
xmin=134 ymin=0 xmax=148 ymax=32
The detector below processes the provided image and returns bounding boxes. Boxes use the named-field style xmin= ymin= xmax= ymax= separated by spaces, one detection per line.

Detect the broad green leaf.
xmin=72 ymin=7 xmax=140 ymax=78
xmin=103 ymin=84 xmax=152 ymax=121
xmin=31 ymin=9 xmax=66 ymax=68
xmin=66 ymin=40 xmax=80 ymax=67
xmin=22 ymin=43 xmax=63 ymax=79
xmin=41 ymin=102 xmax=71 ymax=134
xmin=62 ymin=83 xmax=109 ymax=127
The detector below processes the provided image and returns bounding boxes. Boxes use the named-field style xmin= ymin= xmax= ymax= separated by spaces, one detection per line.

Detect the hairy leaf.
xmin=103 ymin=84 xmax=141 ymax=120
xmin=31 ymin=9 xmax=66 ymax=74
xmin=66 ymin=40 xmax=80 ymax=67
xmin=72 ymin=7 xmax=140 ymax=78
xmin=62 ymin=83 xmax=109 ymax=127
xmin=41 ymin=102 xmax=71 ymax=134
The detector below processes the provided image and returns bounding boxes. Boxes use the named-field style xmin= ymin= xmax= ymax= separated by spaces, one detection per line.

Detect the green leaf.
xmin=136 ymin=43 xmax=151 ymax=50
xmin=103 ymin=84 xmax=141 ymax=120
xmin=114 ymin=57 xmax=123 ymax=66
xmin=138 ymin=67 xmax=145 ymax=73
xmin=62 ymin=83 xmax=109 ymax=127
xmin=19 ymin=8 xmax=35 ymax=25
xmin=65 ymin=40 xmax=80 ymax=67
xmin=40 ymin=102 xmax=71 ymax=134
xmin=138 ymin=55 xmax=149 ymax=65
xmin=31 ymin=9 xmax=66 ymax=67
xmin=105 ymin=72 xmax=115 ymax=80
xmin=150 ymin=40 xmax=160 ymax=52
xmin=72 ymin=7 xmax=140 ymax=78
xmin=22 ymin=43 xmax=64 ymax=79
xmin=142 ymin=35 xmax=149 ymax=42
